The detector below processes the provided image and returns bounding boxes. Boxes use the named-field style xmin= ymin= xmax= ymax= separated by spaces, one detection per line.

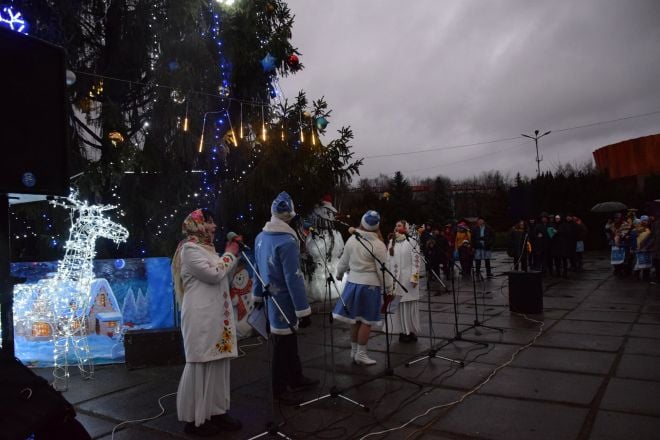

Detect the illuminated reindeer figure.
xmin=15 ymin=191 xmax=128 ymax=390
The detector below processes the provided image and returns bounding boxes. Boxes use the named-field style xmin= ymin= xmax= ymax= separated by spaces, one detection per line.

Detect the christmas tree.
xmin=10 ymin=0 xmax=362 ymax=259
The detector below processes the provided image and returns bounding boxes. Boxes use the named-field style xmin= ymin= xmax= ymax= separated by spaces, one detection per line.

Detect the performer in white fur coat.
xmin=171 ymin=209 xmax=242 ymax=436
xmin=304 ymin=195 xmax=345 ymax=301
xmin=387 ymin=220 xmax=421 ymax=343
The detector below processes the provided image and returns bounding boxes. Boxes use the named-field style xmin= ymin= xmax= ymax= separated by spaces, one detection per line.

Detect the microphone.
xmin=347 ymin=227 xmax=363 ymax=238
xmin=332 ymin=219 xmax=352 ymax=229
xmin=226 ymin=231 xmax=251 ymax=250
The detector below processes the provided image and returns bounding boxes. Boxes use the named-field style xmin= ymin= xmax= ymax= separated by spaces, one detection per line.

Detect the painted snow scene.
xmin=12 ymin=257 xmax=174 ymax=367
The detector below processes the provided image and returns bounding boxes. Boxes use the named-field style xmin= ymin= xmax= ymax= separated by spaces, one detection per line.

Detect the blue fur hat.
xmin=271 ymin=191 xmax=296 ymax=221
xmin=361 ymin=210 xmax=380 ymax=231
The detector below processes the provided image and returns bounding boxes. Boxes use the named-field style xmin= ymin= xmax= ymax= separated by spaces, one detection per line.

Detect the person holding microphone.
xmin=171 ymin=208 xmax=242 ymax=436
xmin=332 ymin=210 xmax=392 ymax=365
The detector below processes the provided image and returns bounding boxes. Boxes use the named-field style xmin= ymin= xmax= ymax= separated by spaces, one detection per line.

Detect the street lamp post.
xmin=521 ymin=129 xmax=551 ymax=177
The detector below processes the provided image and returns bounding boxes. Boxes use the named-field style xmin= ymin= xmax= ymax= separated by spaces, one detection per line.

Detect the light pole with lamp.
xmin=521 ymin=129 xmax=551 ymax=176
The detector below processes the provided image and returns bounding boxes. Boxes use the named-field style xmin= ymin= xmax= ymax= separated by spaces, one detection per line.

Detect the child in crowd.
xmin=458 ymin=239 xmax=474 ymax=279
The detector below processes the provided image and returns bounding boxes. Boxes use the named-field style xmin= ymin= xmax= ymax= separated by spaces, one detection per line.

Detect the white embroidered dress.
xmin=387 ymin=235 xmax=421 ymax=336
xmin=176 ymin=242 xmax=239 ymax=427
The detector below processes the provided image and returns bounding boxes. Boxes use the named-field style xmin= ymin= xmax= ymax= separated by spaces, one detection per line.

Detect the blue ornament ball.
xmin=114 ymin=259 xmax=126 ymax=270
xmin=261 ymin=53 xmax=276 ymax=72
xmin=315 ymin=116 xmax=328 ymax=130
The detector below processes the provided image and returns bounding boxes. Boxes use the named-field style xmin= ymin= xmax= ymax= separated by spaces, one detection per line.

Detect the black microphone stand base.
xmin=467 ymin=269 xmax=504 ymax=335
xmin=248 ymin=421 xmax=292 ymax=440
xmin=295 ymin=268 xmax=369 ymax=412
xmin=355 ymin=365 xmax=423 ymax=390
xmin=405 ymin=262 xmax=464 ymax=369
xmin=405 ymin=348 xmax=464 ymax=367
xmin=296 ymin=385 xmax=370 ymax=412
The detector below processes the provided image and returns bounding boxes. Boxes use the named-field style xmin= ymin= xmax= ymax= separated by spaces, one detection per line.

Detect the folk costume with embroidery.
xmin=172 ymin=209 xmax=239 ymax=428
xmin=387 ymin=229 xmax=421 ymax=339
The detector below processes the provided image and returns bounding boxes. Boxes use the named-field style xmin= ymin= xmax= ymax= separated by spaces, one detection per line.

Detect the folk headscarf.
xmin=171 ymin=209 xmax=216 ymax=305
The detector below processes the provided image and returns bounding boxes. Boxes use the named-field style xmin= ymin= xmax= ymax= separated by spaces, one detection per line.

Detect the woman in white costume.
xmin=171 ymin=208 xmax=242 ymax=437
xmin=387 ymin=220 xmax=421 ymax=342
xmin=332 ymin=210 xmax=392 ymax=365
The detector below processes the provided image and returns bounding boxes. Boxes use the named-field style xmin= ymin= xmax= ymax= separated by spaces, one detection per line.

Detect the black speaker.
xmin=0 ymin=27 xmax=68 ymax=196
xmin=124 ymin=328 xmax=185 ymax=369
xmin=0 ymin=352 xmax=90 ymax=440
xmin=507 ymin=270 xmax=543 ymax=314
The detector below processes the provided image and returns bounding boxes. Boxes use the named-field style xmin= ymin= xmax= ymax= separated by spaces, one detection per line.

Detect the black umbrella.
xmin=591 ymin=201 xmax=628 ymax=213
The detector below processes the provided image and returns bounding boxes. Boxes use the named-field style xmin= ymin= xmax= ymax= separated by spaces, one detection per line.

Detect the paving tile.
xmin=97 ymin=425 xmax=180 ymax=439
xmin=479 ymin=366 xmax=603 ymax=404
xmin=458 ymin=326 xmax=541 ymax=345
xmin=60 ymin=365 xmax=152 ymax=405
xmin=589 ymin=410 xmax=660 ymax=440
xmin=629 ymin=323 xmax=660 ymax=339
xmin=550 ymin=319 xmax=631 ymax=336
xmin=78 ymin=382 xmax=179 ymax=422
xmin=584 ymin=294 xmax=647 ymax=305
xmin=616 ymin=354 xmax=660 ymax=381
xmin=75 ymin=413 xmax=116 ymax=439
xmin=624 ymin=337 xmax=660 ymax=357
xmin=368 ymin=387 xmax=465 ymax=425
xmin=481 ymin=314 xmax=555 ymax=330
xmin=601 ymin=377 xmax=660 ymax=416
xmin=538 ymin=331 xmax=624 ymax=352
xmin=404 ymin=359 xmax=494 ymax=390
xmin=564 ymin=310 xmax=638 ymax=323
xmin=638 ymin=314 xmax=660 ymax=324
xmin=458 ymin=341 xmax=522 ymax=365
xmin=576 ymin=301 xmax=641 ymax=312
xmin=433 ymin=394 xmax=588 ymax=440
xmin=511 ymin=346 xmax=616 ymax=375
xmin=541 ymin=297 xmax=580 ymax=309
xmin=145 ymin=395 xmax=271 ymax=440
xmin=642 ymin=304 xmax=660 ymax=313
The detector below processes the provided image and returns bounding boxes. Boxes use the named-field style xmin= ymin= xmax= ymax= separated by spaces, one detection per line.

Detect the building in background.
xmin=593 ymin=133 xmax=660 ymax=189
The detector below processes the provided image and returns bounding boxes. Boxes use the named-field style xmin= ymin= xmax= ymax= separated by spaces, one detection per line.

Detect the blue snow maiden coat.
xmin=252 ymin=216 xmax=311 ymax=335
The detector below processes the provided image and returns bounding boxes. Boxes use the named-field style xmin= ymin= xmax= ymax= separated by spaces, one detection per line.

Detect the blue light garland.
xmin=0 ymin=5 xmax=28 ymax=34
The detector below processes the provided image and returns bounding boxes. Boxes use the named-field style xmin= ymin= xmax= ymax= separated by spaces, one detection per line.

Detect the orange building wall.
xmin=593 ymin=133 xmax=660 ymax=179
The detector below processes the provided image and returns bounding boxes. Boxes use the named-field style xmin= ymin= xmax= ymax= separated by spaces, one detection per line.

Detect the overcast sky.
xmin=279 ymin=0 xmax=660 ymax=181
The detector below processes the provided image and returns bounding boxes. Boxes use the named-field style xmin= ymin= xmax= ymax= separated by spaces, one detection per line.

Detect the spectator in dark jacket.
xmin=535 ymin=214 xmax=552 ymax=274
xmin=458 ymin=239 xmax=474 ymax=278
xmin=509 ymin=220 xmax=529 ymax=271
xmin=552 ymin=215 xmax=572 ymax=277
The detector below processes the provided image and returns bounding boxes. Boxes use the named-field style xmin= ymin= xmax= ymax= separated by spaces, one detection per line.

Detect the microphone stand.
xmin=434 ymin=255 xmax=489 ymax=352
xmin=242 ymin=248 xmax=294 ymax=440
xmin=404 ymin=235 xmax=463 ymax=368
xmin=297 ymin=232 xmax=368 ymax=411
xmin=463 ymin=260 xmax=503 ymax=336
xmin=350 ymin=231 xmax=421 ymax=389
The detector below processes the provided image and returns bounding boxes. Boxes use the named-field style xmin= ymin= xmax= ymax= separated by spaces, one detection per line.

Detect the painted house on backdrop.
xmin=17 ymin=278 xmax=123 ymax=340
xmin=87 ymin=278 xmax=123 ymax=337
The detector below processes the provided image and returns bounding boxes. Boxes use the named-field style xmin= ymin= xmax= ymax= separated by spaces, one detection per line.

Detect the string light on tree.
xmin=0 ymin=5 xmax=28 ymax=34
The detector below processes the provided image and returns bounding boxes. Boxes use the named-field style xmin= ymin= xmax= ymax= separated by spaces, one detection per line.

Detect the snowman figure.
xmin=229 ymin=263 xmax=255 ymax=338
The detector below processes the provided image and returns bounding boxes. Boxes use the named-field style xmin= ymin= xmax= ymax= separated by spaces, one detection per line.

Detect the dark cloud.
xmin=280 ymin=0 xmax=660 ymax=180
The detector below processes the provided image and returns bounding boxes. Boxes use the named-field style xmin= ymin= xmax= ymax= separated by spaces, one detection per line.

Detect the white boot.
xmin=354 ymin=344 xmax=377 ymax=366
xmin=350 ymin=342 xmax=357 ymax=361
